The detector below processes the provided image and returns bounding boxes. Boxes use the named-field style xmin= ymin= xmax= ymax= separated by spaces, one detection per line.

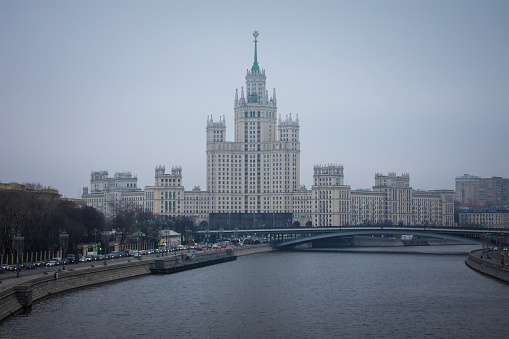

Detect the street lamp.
xmin=14 ymin=233 xmax=24 ymax=278
xmin=59 ymin=230 xmax=69 ymax=270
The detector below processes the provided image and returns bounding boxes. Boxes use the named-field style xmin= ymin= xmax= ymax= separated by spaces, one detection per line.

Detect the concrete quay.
xmin=0 ymin=244 xmax=272 ymax=323
xmin=465 ymin=249 xmax=509 ymax=283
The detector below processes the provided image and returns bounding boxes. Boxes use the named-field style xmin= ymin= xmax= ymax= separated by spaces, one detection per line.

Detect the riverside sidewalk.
xmin=0 ymin=256 xmax=151 ymax=293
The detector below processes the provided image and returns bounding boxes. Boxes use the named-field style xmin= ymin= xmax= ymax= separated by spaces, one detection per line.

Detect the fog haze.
xmin=1 ymin=1 xmax=508 ymax=198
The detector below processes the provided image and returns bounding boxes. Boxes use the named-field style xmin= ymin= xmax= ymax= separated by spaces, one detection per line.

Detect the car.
xmin=23 ymin=262 xmax=36 ymax=269
xmin=45 ymin=260 xmax=57 ymax=267
xmin=79 ymin=256 xmax=88 ymax=263
xmin=51 ymin=257 xmax=62 ymax=265
xmin=66 ymin=254 xmax=77 ymax=264
xmin=7 ymin=264 xmax=19 ymax=271
xmin=34 ymin=260 xmax=46 ymax=267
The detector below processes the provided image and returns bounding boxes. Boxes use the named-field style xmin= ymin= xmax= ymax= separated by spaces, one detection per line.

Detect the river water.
xmin=2 ymin=245 xmax=508 ymax=338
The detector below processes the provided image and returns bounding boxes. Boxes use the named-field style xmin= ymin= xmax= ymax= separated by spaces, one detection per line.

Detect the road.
xmin=0 ymin=250 xmax=199 ymax=292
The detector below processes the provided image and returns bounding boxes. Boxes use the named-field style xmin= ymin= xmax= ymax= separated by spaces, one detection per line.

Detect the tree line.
xmin=0 ymin=184 xmax=197 ymax=256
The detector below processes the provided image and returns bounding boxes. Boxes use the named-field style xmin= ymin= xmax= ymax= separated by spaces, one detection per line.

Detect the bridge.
xmin=195 ymin=226 xmax=509 ymax=250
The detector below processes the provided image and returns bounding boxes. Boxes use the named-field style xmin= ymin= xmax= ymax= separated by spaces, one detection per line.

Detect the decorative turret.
xmin=278 ymin=113 xmax=299 ymax=127
xmin=206 ymin=115 xmax=227 ymax=143
xmin=374 ymin=172 xmax=411 ymax=188
xmin=155 ymin=165 xmax=183 ymax=187
xmin=313 ymin=164 xmax=345 ymax=186
xmin=278 ymin=113 xmax=300 ymax=142
xmin=271 ymin=88 xmax=277 ymax=107
xmin=155 ymin=165 xmax=165 ymax=178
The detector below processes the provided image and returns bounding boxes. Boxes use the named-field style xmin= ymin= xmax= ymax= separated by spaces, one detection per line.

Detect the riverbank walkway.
xmin=0 ymin=252 xmax=157 ymax=292
xmin=466 ymin=248 xmax=509 ymax=283
xmin=0 ymin=244 xmax=272 ymax=293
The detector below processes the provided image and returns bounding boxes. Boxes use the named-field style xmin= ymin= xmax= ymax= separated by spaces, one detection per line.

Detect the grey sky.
xmin=1 ymin=1 xmax=508 ymax=198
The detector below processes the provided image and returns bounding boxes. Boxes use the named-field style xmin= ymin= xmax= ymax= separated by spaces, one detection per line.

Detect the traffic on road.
xmin=0 ymin=238 xmax=260 ymax=279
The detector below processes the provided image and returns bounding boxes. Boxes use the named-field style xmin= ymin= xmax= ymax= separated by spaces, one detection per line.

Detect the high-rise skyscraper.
xmin=84 ymin=32 xmax=454 ymax=229
xmin=205 ymin=31 xmax=300 ymax=227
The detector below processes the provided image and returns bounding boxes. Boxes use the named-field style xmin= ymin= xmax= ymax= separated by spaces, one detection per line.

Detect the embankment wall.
xmin=0 ymin=259 xmax=153 ymax=322
xmin=235 ymin=244 xmax=272 ymax=256
xmin=465 ymin=249 xmax=509 ymax=283
xmin=0 ymin=245 xmax=272 ymax=323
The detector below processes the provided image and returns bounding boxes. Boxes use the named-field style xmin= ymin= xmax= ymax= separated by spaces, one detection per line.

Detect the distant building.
xmin=159 ymin=229 xmax=181 ymax=248
xmin=459 ymin=209 xmax=509 ymax=228
xmin=455 ymin=174 xmax=509 ymax=208
xmin=83 ymin=32 xmax=454 ymax=228
xmin=81 ymin=171 xmax=144 ymax=219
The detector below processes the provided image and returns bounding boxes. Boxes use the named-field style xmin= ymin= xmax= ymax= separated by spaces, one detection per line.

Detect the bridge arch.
xmin=275 ymin=229 xmax=481 ymax=250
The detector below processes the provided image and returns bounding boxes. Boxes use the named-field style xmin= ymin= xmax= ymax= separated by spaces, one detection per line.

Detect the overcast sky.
xmin=1 ymin=1 xmax=508 ymax=198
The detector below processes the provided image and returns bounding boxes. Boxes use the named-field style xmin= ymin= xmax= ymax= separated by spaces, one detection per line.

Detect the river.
xmin=2 ymin=245 xmax=508 ymax=338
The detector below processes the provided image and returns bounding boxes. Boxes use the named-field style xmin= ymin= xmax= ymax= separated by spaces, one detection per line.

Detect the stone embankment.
xmin=0 ymin=244 xmax=272 ymax=323
xmin=0 ymin=258 xmax=152 ymax=322
xmin=235 ymin=244 xmax=271 ymax=256
xmin=465 ymin=249 xmax=509 ymax=283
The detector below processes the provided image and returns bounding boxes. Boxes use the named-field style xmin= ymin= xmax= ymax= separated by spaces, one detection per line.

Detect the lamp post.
xmin=93 ymin=228 xmax=98 ymax=254
xmin=14 ymin=233 xmax=24 ymax=278
xmin=59 ymin=229 xmax=69 ymax=270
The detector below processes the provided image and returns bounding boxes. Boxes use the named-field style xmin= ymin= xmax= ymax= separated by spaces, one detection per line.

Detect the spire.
xmin=251 ymin=31 xmax=260 ymax=73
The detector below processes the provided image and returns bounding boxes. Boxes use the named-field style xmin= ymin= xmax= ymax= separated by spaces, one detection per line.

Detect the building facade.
xmin=83 ymin=32 xmax=454 ymax=228
xmin=455 ymin=174 xmax=509 ymax=208
xmin=82 ymin=171 xmax=144 ymax=219
xmin=459 ymin=210 xmax=509 ymax=228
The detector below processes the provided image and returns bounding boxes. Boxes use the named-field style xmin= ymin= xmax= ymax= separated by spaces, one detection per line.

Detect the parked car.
xmin=45 ymin=260 xmax=57 ymax=267
xmin=23 ymin=262 xmax=36 ymax=269
xmin=51 ymin=257 xmax=62 ymax=265
xmin=66 ymin=254 xmax=77 ymax=264
xmin=7 ymin=264 xmax=19 ymax=271
xmin=34 ymin=260 xmax=46 ymax=267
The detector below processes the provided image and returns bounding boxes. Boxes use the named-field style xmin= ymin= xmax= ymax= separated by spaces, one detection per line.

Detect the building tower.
xmin=206 ymin=31 xmax=300 ymax=227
